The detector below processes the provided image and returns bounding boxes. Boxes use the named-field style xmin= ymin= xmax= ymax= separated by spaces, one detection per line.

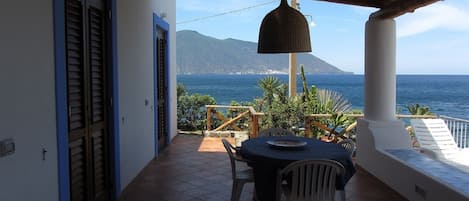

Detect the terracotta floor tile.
xmin=118 ymin=134 xmax=408 ymax=201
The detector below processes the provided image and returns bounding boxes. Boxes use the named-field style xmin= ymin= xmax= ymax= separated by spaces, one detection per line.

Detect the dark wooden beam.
xmin=371 ymin=0 xmax=440 ymax=19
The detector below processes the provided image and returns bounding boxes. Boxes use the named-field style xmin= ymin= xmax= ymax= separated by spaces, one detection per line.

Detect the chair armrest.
xmin=234 ymin=153 xmax=252 ymax=163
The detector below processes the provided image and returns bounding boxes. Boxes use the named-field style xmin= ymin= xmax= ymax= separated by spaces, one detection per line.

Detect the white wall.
xmin=117 ymin=0 xmax=176 ymax=189
xmin=0 ymin=0 xmax=177 ymax=199
xmin=356 ymin=119 xmax=469 ymax=201
xmin=0 ymin=1 xmax=58 ymax=201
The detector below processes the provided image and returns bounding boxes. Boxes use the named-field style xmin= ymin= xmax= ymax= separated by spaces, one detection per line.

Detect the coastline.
xmin=177 ymin=74 xmax=469 ymax=120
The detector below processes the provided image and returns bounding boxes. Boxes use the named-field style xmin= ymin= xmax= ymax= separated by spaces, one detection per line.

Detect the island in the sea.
xmin=176 ymin=30 xmax=353 ymax=75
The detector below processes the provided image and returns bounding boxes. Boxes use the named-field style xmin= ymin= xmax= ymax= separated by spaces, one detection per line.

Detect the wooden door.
xmin=156 ymin=28 xmax=168 ymax=151
xmin=65 ymin=0 xmax=111 ymax=200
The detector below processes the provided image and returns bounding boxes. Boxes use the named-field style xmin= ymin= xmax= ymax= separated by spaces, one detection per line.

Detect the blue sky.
xmin=176 ymin=0 xmax=469 ymax=74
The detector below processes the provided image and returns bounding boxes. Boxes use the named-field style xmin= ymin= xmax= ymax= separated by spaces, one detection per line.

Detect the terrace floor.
xmin=118 ymin=134 xmax=409 ymax=201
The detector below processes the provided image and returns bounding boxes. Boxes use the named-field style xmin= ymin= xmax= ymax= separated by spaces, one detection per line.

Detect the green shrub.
xmin=177 ymin=92 xmax=216 ymax=131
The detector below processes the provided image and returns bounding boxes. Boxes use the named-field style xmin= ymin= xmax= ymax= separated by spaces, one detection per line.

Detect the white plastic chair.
xmin=337 ymin=139 xmax=356 ymax=158
xmin=221 ymin=139 xmax=255 ymax=201
xmin=276 ymin=159 xmax=345 ymax=201
xmin=411 ymin=119 xmax=469 ymax=168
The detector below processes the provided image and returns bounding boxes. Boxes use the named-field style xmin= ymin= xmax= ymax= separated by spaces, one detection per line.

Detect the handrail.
xmin=304 ymin=114 xmax=437 ymax=138
xmin=206 ymin=105 xmax=264 ymax=137
xmin=206 ymin=105 xmax=264 ymax=115
xmin=396 ymin=114 xmax=437 ymax=118
xmin=204 ymin=105 xmax=468 ymax=148
xmin=440 ymin=115 xmax=469 ymax=123
xmin=305 ymin=114 xmax=437 ymax=118
xmin=440 ymin=115 xmax=469 ymax=149
xmin=213 ymin=110 xmax=250 ymax=131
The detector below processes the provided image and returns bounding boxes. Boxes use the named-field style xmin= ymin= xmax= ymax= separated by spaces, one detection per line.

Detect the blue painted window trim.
xmin=110 ymin=0 xmax=121 ymax=198
xmin=153 ymin=14 xmax=170 ymax=156
xmin=53 ymin=1 xmax=70 ymax=201
xmin=54 ymin=0 xmax=120 ymax=200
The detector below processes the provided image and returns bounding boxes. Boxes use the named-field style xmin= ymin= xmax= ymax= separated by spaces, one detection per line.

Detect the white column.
xmin=357 ymin=18 xmax=413 ymax=198
xmin=289 ymin=0 xmax=298 ymax=97
xmin=289 ymin=53 xmax=297 ymax=97
xmin=364 ymin=18 xmax=396 ymax=121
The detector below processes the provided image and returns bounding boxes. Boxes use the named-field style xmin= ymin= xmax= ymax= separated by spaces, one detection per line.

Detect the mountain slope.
xmin=176 ymin=30 xmax=350 ymax=74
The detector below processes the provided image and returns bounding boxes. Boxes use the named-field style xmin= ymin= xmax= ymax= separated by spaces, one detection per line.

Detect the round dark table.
xmin=241 ymin=136 xmax=356 ymax=201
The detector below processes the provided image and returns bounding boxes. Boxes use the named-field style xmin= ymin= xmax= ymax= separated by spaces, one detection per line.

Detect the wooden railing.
xmin=304 ymin=114 xmax=437 ymax=140
xmin=205 ymin=105 xmax=468 ymax=147
xmin=205 ymin=105 xmax=264 ymax=137
xmin=304 ymin=114 xmax=363 ymax=139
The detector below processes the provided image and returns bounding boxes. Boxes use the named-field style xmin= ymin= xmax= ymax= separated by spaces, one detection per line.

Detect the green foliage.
xmin=407 ymin=104 xmax=434 ymax=115
xmin=177 ymin=67 xmax=358 ymax=137
xmin=270 ymin=95 xmax=306 ymax=132
xmin=316 ymin=89 xmax=352 ymax=113
xmin=255 ymin=66 xmax=354 ymax=137
xmin=257 ymin=65 xmax=354 ymax=138
xmin=257 ymin=76 xmax=303 ymax=133
xmin=329 ymin=113 xmax=351 ymax=133
xmin=300 ymin=66 xmax=354 ymax=138
xmin=177 ymin=83 xmax=187 ymax=98
xmin=258 ymin=76 xmax=284 ymax=109
xmin=177 ymin=85 xmax=216 ymax=130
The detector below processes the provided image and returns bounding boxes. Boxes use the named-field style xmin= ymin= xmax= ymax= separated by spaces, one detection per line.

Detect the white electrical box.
xmin=0 ymin=138 xmax=15 ymax=157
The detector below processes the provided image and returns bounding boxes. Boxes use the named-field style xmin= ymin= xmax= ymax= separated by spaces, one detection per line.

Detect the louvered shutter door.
xmin=66 ymin=1 xmax=88 ymax=201
xmin=157 ymin=35 xmax=168 ymax=149
xmin=88 ymin=6 xmax=109 ymax=201
xmin=66 ymin=0 xmax=110 ymax=200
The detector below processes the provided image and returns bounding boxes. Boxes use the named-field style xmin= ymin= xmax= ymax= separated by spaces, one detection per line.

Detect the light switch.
xmin=0 ymin=138 xmax=15 ymax=157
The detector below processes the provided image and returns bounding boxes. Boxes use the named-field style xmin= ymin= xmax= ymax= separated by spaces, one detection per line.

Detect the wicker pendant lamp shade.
xmin=258 ymin=0 xmax=311 ymax=53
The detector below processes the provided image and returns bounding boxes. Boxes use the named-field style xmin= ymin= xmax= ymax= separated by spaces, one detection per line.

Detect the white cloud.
xmin=397 ymin=2 xmax=469 ymax=37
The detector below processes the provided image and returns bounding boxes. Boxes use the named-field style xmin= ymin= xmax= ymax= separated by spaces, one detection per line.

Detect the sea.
xmin=177 ymin=74 xmax=469 ymax=120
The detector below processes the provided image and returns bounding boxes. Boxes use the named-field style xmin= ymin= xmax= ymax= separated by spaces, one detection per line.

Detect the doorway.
xmin=154 ymin=15 xmax=170 ymax=153
xmin=64 ymin=0 xmax=112 ymax=200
